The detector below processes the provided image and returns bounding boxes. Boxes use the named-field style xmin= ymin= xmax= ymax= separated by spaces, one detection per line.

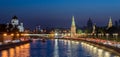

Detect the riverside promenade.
xmin=60 ymin=37 xmax=120 ymax=56
xmin=0 ymin=40 xmax=31 ymax=51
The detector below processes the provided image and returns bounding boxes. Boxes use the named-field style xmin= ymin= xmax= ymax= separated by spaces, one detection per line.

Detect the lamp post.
xmin=90 ymin=33 xmax=93 ymax=38
xmin=113 ymin=33 xmax=118 ymax=47
xmin=106 ymin=33 xmax=109 ymax=41
xmin=94 ymin=33 xmax=96 ymax=38
xmin=87 ymin=33 xmax=90 ymax=38
xmin=114 ymin=33 xmax=118 ymax=42
xmin=101 ymin=33 xmax=104 ymax=39
xmin=98 ymin=33 xmax=102 ymax=38
xmin=11 ymin=33 xmax=14 ymax=36
xmin=113 ymin=33 xmax=118 ymax=41
xmin=3 ymin=33 xmax=7 ymax=37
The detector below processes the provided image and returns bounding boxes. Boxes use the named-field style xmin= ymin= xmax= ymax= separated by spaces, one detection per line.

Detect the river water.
xmin=0 ymin=39 xmax=119 ymax=57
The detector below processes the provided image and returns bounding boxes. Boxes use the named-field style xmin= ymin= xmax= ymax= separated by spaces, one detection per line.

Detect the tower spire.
xmin=71 ymin=16 xmax=75 ymax=26
xmin=108 ymin=17 xmax=113 ymax=28
xmin=71 ymin=16 xmax=76 ymax=38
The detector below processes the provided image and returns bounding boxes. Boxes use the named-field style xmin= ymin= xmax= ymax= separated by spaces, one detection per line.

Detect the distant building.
xmin=71 ymin=16 xmax=76 ymax=38
xmin=86 ymin=18 xmax=93 ymax=33
xmin=7 ymin=16 xmax=24 ymax=32
xmin=87 ymin=18 xmax=93 ymax=29
xmin=108 ymin=17 xmax=113 ymax=28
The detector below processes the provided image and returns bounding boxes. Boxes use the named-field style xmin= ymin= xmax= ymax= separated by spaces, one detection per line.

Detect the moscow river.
xmin=0 ymin=39 xmax=119 ymax=57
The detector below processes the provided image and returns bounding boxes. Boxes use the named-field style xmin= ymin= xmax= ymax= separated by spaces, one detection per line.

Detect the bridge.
xmin=22 ymin=34 xmax=65 ymax=38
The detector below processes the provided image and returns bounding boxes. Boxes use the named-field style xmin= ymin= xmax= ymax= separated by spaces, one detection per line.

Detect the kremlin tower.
xmin=108 ymin=17 xmax=113 ymax=28
xmin=71 ymin=16 xmax=76 ymax=38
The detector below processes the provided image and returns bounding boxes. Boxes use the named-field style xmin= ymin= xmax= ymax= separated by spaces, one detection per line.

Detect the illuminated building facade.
xmin=7 ymin=16 xmax=24 ymax=32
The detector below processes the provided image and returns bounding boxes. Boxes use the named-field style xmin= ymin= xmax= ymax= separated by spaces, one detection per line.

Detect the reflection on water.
xmin=81 ymin=42 xmax=119 ymax=57
xmin=0 ymin=39 xmax=119 ymax=57
xmin=1 ymin=50 xmax=8 ymax=57
xmin=54 ymin=39 xmax=59 ymax=57
xmin=0 ymin=43 xmax=30 ymax=57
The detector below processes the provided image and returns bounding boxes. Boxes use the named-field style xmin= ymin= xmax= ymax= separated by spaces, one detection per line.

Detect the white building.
xmin=9 ymin=16 xmax=24 ymax=32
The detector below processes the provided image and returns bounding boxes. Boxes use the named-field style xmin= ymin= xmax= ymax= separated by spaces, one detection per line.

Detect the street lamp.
xmin=90 ymin=33 xmax=93 ymax=38
xmin=17 ymin=34 xmax=19 ymax=36
xmin=113 ymin=33 xmax=118 ymax=47
xmin=3 ymin=33 xmax=7 ymax=36
xmin=114 ymin=33 xmax=118 ymax=42
xmin=101 ymin=33 xmax=104 ymax=38
xmin=98 ymin=33 xmax=102 ymax=38
xmin=105 ymin=33 xmax=109 ymax=41
xmin=11 ymin=33 xmax=14 ymax=36
xmin=87 ymin=33 xmax=91 ymax=38
xmin=94 ymin=33 xmax=96 ymax=38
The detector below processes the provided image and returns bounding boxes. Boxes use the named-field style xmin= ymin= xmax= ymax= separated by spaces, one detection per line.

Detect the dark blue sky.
xmin=0 ymin=0 xmax=120 ymax=29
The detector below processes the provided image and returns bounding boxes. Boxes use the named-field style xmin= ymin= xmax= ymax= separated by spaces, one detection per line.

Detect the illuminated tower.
xmin=71 ymin=16 xmax=76 ymax=38
xmin=92 ymin=23 xmax=96 ymax=34
xmin=108 ymin=17 xmax=113 ymax=28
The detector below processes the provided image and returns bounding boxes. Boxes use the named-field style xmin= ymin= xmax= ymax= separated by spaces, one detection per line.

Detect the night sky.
xmin=0 ymin=0 xmax=120 ymax=29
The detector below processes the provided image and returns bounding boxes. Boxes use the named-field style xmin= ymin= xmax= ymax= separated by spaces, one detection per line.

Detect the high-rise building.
xmin=71 ymin=16 xmax=76 ymax=38
xmin=108 ymin=17 xmax=113 ymax=28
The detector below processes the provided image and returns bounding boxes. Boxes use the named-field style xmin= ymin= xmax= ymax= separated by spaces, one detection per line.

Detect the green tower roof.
xmin=71 ymin=16 xmax=76 ymax=26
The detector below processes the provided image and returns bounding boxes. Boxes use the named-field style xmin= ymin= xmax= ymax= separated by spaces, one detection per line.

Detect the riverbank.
xmin=0 ymin=40 xmax=31 ymax=51
xmin=56 ymin=38 xmax=120 ymax=56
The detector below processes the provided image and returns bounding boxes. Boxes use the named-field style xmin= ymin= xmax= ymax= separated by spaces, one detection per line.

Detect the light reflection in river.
xmin=0 ymin=39 xmax=119 ymax=57
xmin=54 ymin=39 xmax=59 ymax=57
xmin=0 ymin=43 xmax=30 ymax=57
xmin=81 ymin=42 xmax=119 ymax=57
xmin=9 ymin=48 xmax=15 ymax=57
xmin=1 ymin=50 xmax=8 ymax=57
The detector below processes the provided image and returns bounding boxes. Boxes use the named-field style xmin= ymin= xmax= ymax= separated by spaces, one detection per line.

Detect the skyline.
xmin=0 ymin=0 xmax=120 ymax=29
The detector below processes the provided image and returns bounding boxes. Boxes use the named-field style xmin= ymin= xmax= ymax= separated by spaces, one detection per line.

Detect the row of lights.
xmin=88 ymin=33 xmax=118 ymax=37
xmin=3 ymin=33 xmax=28 ymax=36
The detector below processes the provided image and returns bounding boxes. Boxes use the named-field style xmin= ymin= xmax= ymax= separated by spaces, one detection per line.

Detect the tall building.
xmin=108 ymin=17 xmax=113 ymax=28
xmin=71 ymin=16 xmax=76 ymax=38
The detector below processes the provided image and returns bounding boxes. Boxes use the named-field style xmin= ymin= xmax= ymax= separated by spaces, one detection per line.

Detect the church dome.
xmin=12 ymin=16 xmax=18 ymax=19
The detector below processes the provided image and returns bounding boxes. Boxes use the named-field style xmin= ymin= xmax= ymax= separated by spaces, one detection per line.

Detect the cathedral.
xmin=6 ymin=16 xmax=24 ymax=32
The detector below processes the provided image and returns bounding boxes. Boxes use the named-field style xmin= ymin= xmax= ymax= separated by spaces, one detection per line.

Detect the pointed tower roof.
xmin=12 ymin=16 xmax=18 ymax=19
xmin=108 ymin=17 xmax=113 ymax=28
xmin=109 ymin=17 xmax=112 ymax=22
xmin=71 ymin=16 xmax=76 ymax=26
